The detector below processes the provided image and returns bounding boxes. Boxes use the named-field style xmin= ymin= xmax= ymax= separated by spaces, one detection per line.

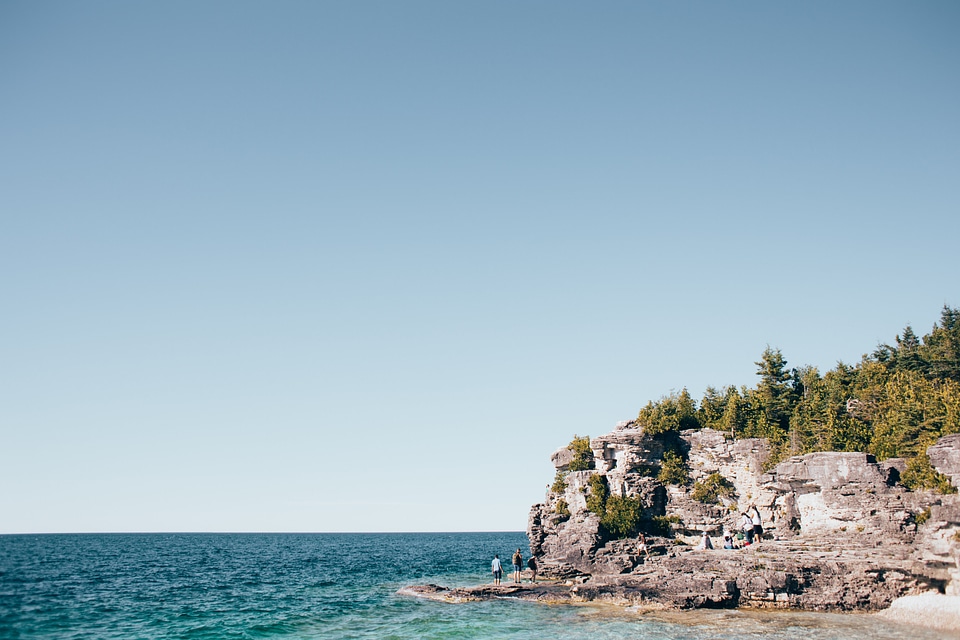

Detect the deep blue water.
xmin=0 ymin=533 xmax=944 ymax=639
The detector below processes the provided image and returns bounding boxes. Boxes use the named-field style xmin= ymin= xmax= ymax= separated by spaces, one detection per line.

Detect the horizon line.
xmin=0 ymin=530 xmax=527 ymax=536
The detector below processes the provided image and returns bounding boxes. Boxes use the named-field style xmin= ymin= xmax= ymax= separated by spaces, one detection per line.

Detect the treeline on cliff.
xmin=636 ymin=305 xmax=960 ymax=493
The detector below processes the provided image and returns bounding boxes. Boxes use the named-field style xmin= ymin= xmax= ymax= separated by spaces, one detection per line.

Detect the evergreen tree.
xmin=789 ymin=366 xmax=829 ymax=454
xmin=637 ymin=389 xmax=700 ymax=434
xmin=924 ymin=306 xmax=960 ymax=381
xmin=632 ymin=305 xmax=958 ymax=490
xmin=721 ymin=388 xmax=747 ymax=439
xmin=676 ymin=388 xmax=700 ymax=430
xmin=890 ymin=325 xmax=928 ymax=376
xmin=756 ymin=347 xmax=794 ymax=431
xmin=698 ymin=386 xmax=728 ymax=431
xmin=870 ymin=370 xmax=948 ymax=459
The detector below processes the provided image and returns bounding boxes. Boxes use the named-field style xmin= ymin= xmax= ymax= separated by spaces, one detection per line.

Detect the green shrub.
xmin=551 ymin=470 xmax=568 ymax=493
xmin=915 ymin=507 xmax=932 ymax=525
xmin=901 ymin=453 xmax=958 ymax=494
xmin=555 ymin=499 xmax=570 ymax=518
xmin=568 ymin=435 xmax=594 ymax=471
xmin=600 ymin=495 xmax=644 ymax=538
xmin=651 ymin=514 xmax=681 ymax=536
xmin=582 ymin=473 xmax=644 ymax=538
xmin=691 ymin=472 xmax=735 ymax=504
xmin=658 ymin=450 xmax=689 ymax=485
xmin=585 ymin=474 xmax=609 ymax=514
xmin=760 ymin=436 xmax=790 ymax=473
xmin=636 ymin=389 xmax=700 ymax=435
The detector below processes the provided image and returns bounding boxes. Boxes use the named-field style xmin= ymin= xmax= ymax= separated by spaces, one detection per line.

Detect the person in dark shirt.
xmin=526 ymin=556 xmax=538 ymax=584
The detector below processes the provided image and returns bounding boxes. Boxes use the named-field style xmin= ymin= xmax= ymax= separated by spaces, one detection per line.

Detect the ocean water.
xmin=0 ymin=532 xmax=945 ymax=639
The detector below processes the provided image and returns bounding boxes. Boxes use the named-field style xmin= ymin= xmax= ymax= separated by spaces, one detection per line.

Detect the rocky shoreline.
xmin=402 ymin=426 xmax=960 ymax=632
xmin=402 ymin=537 xmax=942 ymax=611
xmin=400 ymin=579 xmax=960 ymax=634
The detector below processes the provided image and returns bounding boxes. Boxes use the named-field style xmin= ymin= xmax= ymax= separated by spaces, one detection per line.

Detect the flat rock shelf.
xmin=402 ymin=536 xmax=938 ymax=611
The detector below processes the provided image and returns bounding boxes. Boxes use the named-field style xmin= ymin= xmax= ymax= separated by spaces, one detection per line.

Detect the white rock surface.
xmin=876 ymin=592 xmax=960 ymax=634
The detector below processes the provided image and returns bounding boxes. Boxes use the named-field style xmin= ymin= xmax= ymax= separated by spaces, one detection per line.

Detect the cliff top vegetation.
xmin=635 ymin=305 xmax=960 ymax=492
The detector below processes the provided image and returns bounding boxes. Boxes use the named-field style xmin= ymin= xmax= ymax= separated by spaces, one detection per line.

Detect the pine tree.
xmin=721 ymin=388 xmax=746 ymax=439
xmin=924 ymin=306 xmax=960 ymax=381
xmin=676 ymin=388 xmax=700 ymax=430
xmin=698 ymin=386 xmax=728 ymax=431
xmin=755 ymin=347 xmax=794 ymax=433
xmin=631 ymin=305 xmax=958 ymax=485
xmin=891 ymin=325 xmax=928 ymax=376
xmin=789 ymin=366 xmax=829 ymax=454
xmin=637 ymin=389 xmax=700 ymax=434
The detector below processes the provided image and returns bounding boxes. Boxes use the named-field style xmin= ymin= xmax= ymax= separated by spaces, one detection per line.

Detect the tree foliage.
xmin=697 ymin=386 xmax=728 ymax=431
xmin=585 ymin=473 xmax=609 ymax=514
xmin=601 ymin=494 xmax=645 ymax=538
xmin=657 ymin=449 xmax=689 ymax=485
xmin=637 ymin=388 xmax=699 ymax=435
xmin=551 ymin=470 xmax=568 ymax=494
xmin=639 ymin=306 xmax=960 ymax=491
xmin=901 ymin=452 xmax=958 ymax=495
xmin=584 ymin=473 xmax=644 ymax=538
xmin=691 ymin=472 xmax=736 ymax=504
xmin=567 ymin=435 xmax=594 ymax=471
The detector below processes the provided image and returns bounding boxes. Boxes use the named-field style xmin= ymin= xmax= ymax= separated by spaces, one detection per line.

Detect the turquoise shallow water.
xmin=0 ymin=533 xmax=945 ymax=639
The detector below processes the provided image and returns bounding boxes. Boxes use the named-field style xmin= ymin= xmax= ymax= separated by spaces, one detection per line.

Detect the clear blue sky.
xmin=2 ymin=1 xmax=958 ymax=533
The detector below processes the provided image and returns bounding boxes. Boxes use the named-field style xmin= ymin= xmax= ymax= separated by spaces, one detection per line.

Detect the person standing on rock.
xmin=526 ymin=555 xmax=538 ymax=584
xmin=749 ymin=504 xmax=763 ymax=542
xmin=637 ymin=532 xmax=650 ymax=558
xmin=511 ymin=548 xmax=523 ymax=584
xmin=491 ymin=554 xmax=503 ymax=585
xmin=741 ymin=511 xmax=755 ymax=545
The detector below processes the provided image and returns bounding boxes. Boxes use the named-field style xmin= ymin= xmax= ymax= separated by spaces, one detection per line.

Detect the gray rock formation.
xmin=929 ymin=434 xmax=960 ymax=490
xmin=761 ymin=451 xmax=921 ymax=540
xmin=526 ymin=425 xmax=960 ymax=610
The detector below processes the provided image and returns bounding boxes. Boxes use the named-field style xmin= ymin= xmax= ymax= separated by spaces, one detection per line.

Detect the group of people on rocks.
xmin=491 ymin=506 xmax=764 ymax=585
xmin=700 ymin=503 xmax=764 ymax=550
xmin=645 ymin=504 xmax=765 ymax=553
xmin=491 ymin=548 xmax=537 ymax=585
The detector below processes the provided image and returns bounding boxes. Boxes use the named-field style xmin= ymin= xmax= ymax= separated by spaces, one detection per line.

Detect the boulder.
xmin=551 ymin=446 xmax=575 ymax=471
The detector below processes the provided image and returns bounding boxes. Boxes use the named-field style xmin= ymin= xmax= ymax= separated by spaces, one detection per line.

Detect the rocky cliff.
xmin=526 ymin=423 xmax=960 ymax=610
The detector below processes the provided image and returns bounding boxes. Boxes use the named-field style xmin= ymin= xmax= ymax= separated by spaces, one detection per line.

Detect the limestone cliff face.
xmin=929 ymin=434 xmax=960 ymax=488
xmin=527 ymin=424 xmax=960 ymax=607
xmin=762 ymin=451 xmax=918 ymax=538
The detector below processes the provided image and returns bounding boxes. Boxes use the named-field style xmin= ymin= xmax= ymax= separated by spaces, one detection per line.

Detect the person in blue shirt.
xmin=491 ymin=554 xmax=503 ymax=585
